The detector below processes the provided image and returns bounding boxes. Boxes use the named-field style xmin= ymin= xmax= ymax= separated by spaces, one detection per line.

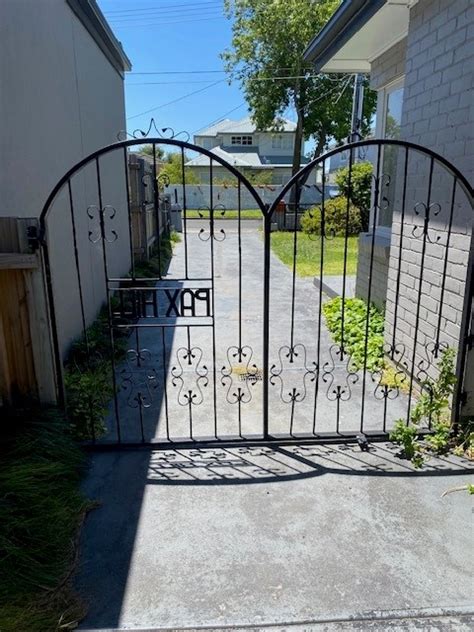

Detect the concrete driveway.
xmin=105 ymin=220 xmax=408 ymax=443
xmin=75 ymin=442 xmax=473 ymax=630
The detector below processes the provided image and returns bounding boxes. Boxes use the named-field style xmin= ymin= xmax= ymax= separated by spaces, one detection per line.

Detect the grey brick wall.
xmin=384 ymin=0 xmax=473 ymax=400
xmin=370 ymin=38 xmax=407 ymax=91
xmin=355 ymin=233 xmax=391 ymax=311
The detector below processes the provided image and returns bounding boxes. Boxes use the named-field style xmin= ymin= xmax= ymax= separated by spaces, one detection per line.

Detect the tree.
xmin=159 ymin=152 xmax=199 ymax=184
xmin=139 ymin=144 xmax=165 ymax=161
xmin=222 ymin=0 xmax=376 ymax=176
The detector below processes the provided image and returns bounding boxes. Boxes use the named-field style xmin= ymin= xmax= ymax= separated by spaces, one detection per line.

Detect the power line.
xmin=127 ymin=74 xmax=345 ymax=85
xmin=127 ymin=79 xmax=225 ymax=120
xmin=126 ymin=69 xmax=347 ymax=78
xmin=193 ymin=102 xmax=248 ymax=133
xmin=104 ymin=1 xmax=222 ymax=15
xmin=113 ymin=15 xmax=225 ymax=28
xmin=107 ymin=5 xmax=222 ymax=19
xmin=108 ymin=7 xmax=224 ymax=23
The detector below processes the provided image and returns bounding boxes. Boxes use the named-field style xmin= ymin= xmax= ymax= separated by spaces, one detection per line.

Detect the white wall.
xmin=0 ymin=0 xmax=131 ymax=356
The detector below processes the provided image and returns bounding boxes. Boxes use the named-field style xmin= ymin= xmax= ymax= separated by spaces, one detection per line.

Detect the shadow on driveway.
xmin=75 ymin=442 xmax=473 ymax=630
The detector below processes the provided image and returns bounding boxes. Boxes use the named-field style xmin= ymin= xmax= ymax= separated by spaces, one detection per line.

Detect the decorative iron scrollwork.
xmin=117 ymin=119 xmax=190 ymax=142
xmin=372 ymin=341 xmax=408 ymax=401
xmin=87 ymin=205 xmax=118 ymax=243
xmin=120 ymin=348 xmax=158 ymax=409
xmin=221 ymin=345 xmax=258 ymax=404
xmin=270 ymin=344 xmax=317 ymax=403
xmin=197 ymin=204 xmax=227 ymax=242
xmin=412 ymin=202 xmax=442 ymax=243
xmin=171 ymin=346 xmax=209 ymax=406
xmin=322 ymin=344 xmax=359 ymax=402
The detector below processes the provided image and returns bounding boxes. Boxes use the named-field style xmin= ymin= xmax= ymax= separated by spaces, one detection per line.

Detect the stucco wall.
xmin=0 ymin=0 xmax=130 ymax=357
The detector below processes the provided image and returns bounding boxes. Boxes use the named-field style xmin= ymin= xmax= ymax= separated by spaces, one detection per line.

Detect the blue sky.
xmin=97 ymin=0 xmax=261 ymax=139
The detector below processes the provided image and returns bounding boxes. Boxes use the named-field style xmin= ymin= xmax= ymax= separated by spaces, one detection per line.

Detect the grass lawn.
xmin=270 ymin=231 xmax=359 ymax=276
xmin=185 ymin=209 xmax=262 ymax=219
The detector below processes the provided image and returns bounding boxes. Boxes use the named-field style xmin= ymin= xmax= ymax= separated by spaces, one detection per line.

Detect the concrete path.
xmin=104 ymin=221 xmax=409 ymax=443
xmin=75 ymin=443 xmax=473 ymax=630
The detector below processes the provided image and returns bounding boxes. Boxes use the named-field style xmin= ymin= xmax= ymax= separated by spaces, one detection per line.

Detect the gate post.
xmin=456 ymin=234 xmax=474 ymax=422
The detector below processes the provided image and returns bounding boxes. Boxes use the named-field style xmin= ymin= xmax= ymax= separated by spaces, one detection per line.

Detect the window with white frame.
xmin=271 ymin=134 xmax=293 ymax=150
xmin=231 ymin=135 xmax=253 ymax=145
xmin=374 ymin=77 xmax=405 ymax=231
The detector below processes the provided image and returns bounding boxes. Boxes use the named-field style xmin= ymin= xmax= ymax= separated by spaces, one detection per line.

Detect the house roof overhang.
xmin=303 ymin=0 xmax=416 ymax=73
xmin=66 ymin=0 xmax=132 ymax=76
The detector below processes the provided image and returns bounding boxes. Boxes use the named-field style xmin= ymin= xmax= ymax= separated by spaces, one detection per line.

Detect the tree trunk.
xmin=291 ymin=112 xmax=304 ymax=178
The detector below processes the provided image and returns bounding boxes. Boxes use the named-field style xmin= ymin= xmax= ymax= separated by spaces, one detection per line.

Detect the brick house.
xmin=304 ymin=0 xmax=473 ymax=414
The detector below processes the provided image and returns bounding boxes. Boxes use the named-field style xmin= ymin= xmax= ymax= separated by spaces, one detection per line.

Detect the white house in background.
xmin=187 ymin=116 xmax=309 ymax=184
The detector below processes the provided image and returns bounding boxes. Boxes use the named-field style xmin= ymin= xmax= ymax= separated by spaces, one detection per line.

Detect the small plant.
xmin=301 ymin=197 xmax=362 ymax=237
xmin=64 ymin=230 xmax=180 ymax=440
xmin=322 ymin=297 xmax=384 ymax=372
xmin=390 ymin=348 xmax=460 ymax=468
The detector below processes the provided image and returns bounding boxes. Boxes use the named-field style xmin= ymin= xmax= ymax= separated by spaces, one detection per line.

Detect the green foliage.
xmin=0 ymin=408 xmax=90 ymax=631
xmin=139 ymin=144 xmax=165 ymax=160
xmin=65 ymin=301 xmax=127 ymax=441
xmin=334 ymin=161 xmax=373 ymax=231
xmin=64 ymin=231 xmax=180 ymax=440
xmin=222 ymin=0 xmax=377 ymax=170
xmin=246 ymin=169 xmax=274 ymax=185
xmin=322 ymin=297 xmax=384 ymax=372
xmin=160 ymin=152 xmax=199 ymax=184
xmin=301 ymin=197 xmax=362 ymax=237
xmin=390 ymin=348 xmax=459 ymax=468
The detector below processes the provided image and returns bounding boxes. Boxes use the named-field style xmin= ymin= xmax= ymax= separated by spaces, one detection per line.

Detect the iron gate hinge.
xmin=26 ymin=225 xmax=40 ymax=252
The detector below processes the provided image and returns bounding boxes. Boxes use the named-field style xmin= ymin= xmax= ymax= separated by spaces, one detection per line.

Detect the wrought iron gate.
xmin=39 ymin=135 xmax=473 ymax=447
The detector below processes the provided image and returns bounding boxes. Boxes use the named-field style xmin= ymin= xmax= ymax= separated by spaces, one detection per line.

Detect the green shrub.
xmin=322 ymin=297 xmax=384 ymax=372
xmin=334 ymin=161 xmax=373 ymax=230
xmin=301 ymin=196 xmax=362 ymax=237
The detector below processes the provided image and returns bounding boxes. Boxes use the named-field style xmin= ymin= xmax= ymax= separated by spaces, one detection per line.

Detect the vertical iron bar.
xmin=435 ymin=177 xmax=457 ymax=351
xmin=67 ymin=179 xmax=95 ymax=441
xmin=407 ymin=156 xmax=434 ymax=426
xmin=161 ymin=327 xmax=170 ymax=441
xmin=152 ymin=143 xmax=162 ymax=277
xmin=123 ymin=146 xmax=135 ymax=280
xmin=237 ymin=181 xmax=243 ymax=436
xmin=340 ymin=148 xmax=354 ymax=360
xmin=391 ymin=146 xmax=409 ymax=353
xmin=262 ymin=211 xmax=271 ymax=439
xmin=313 ymin=161 xmax=326 ymax=435
xmin=181 ymin=148 xmax=189 ymax=279
xmin=210 ymin=159 xmax=218 ymax=438
xmin=289 ymin=184 xmax=299 ymax=353
xmin=96 ymin=157 xmax=122 ymax=443
xmin=40 ymin=235 xmax=65 ymax=408
xmin=359 ymin=144 xmax=382 ymax=432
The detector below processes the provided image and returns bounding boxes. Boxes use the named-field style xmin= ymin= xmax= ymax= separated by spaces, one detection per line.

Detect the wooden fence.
xmin=0 ymin=218 xmax=57 ymax=406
